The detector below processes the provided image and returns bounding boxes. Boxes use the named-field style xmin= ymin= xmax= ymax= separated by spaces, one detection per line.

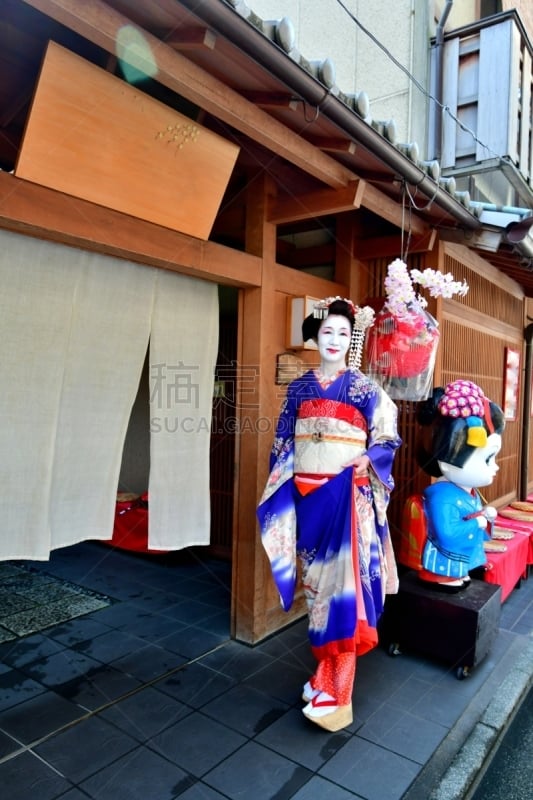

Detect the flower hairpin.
xmin=353 ymin=305 xmax=375 ymax=331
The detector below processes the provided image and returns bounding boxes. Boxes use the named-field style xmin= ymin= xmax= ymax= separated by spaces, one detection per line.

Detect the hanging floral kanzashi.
xmin=366 ymin=259 xmax=469 ymax=400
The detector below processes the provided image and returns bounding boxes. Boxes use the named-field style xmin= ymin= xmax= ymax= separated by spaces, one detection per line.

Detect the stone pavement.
xmin=0 ymin=542 xmax=531 ymax=799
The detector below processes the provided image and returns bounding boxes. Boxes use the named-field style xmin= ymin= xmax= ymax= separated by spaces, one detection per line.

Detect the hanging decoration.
xmin=366 ymin=259 xmax=469 ymax=400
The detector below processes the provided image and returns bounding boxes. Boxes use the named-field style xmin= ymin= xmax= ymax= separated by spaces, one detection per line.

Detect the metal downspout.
xmin=434 ymin=0 xmax=454 ymax=161
xmin=520 ymin=324 xmax=533 ymax=499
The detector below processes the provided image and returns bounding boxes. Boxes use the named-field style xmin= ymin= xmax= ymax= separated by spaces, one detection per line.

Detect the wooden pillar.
xmin=231 ymin=171 xmax=281 ymax=643
xmin=335 ymin=212 xmax=367 ymax=300
xmin=335 ymin=213 xmax=361 ymax=303
xmin=231 ymin=191 xmax=357 ymax=643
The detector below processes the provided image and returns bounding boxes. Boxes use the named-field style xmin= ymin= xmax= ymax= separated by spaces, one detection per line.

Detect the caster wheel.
xmin=456 ymin=666 xmax=470 ymax=680
xmin=388 ymin=642 xmax=401 ymax=657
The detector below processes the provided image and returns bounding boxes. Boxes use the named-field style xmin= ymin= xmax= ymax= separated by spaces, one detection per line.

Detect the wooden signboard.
xmin=15 ymin=41 xmax=239 ymax=240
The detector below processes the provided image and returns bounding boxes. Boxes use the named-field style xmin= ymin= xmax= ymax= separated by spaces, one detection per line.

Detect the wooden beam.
xmin=269 ymin=179 xmax=429 ymax=235
xmin=22 ymin=0 xmax=355 ymax=190
xmin=0 ymin=172 xmax=262 ymax=287
xmin=310 ymin=138 xmax=357 ymax=155
xmin=166 ymin=27 xmax=217 ymax=51
xmin=360 ymin=182 xmax=426 ymax=235
xmin=240 ymin=91 xmax=299 ymax=111
xmin=355 ymin=229 xmax=438 ymax=259
xmin=104 ymin=52 xmax=118 ymax=73
xmin=268 ymin=180 xmax=365 ymax=224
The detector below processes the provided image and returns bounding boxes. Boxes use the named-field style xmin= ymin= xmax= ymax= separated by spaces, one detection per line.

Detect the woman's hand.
xmin=343 ymin=454 xmax=370 ymax=475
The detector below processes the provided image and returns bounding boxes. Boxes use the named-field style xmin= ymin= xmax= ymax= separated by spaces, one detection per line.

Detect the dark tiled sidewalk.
xmin=0 ymin=541 xmax=531 ymax=800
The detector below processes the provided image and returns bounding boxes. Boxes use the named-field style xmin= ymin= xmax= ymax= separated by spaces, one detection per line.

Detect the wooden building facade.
xmin=0 ymin=0 xmax=531 ymax=644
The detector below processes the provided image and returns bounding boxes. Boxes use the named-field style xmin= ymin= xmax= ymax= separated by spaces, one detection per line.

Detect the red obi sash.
xmin=298 ymin=399 xmax=367 ymax=432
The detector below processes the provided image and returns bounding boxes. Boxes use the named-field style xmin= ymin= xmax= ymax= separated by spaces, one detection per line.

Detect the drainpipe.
xmin=520 ymin=323 xmax=533 ymax=499
xmin=434 ymin=0 xmax=454 ymax=161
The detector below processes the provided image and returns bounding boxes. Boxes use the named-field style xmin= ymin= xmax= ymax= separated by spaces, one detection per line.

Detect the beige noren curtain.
xmin=0 ymin=229 xmax=218 ymax=560
xmin=148 ymin=270 xmax=218 ymax=551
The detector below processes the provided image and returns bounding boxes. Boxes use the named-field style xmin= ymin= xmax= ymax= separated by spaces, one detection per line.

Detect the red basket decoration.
xmin=367 ymin=309 xmax=440 ymax=379
xmin=366 ymin=308 xmax=440 ymax=400
xmin=365 ymin=259 xmax=467 ymax=401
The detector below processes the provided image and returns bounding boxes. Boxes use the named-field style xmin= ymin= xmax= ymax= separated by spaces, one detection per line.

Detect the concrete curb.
xmin=429 ymin=634 xmax=533 ymax=800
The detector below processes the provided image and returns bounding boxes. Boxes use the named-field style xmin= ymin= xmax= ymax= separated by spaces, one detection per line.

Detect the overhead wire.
xmin=333 ymin=0 xmax=504 ymax=163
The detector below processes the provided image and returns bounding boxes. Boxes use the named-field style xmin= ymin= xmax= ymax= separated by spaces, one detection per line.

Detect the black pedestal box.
xmin=379 ymin=570 xmax=502 ymax=678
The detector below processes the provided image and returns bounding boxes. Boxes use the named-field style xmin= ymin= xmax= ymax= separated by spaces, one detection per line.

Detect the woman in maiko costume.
xmin=257 ymin=297 xmax=401 ymax=731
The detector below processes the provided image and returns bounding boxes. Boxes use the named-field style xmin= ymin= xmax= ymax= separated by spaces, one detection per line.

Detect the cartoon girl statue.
xmin=415 ymin=380 xmax=505 ymax=590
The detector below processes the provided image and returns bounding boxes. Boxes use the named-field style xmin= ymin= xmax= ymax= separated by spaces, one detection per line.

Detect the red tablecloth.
xmin=495 ymin=513 xmax=533 ymax=566
xmin=482 ymin=520 xmax=530 ymax=601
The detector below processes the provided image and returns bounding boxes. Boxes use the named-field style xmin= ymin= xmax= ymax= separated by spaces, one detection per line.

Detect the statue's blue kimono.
xmin=422 ymin=480 xmax=489 ymax=579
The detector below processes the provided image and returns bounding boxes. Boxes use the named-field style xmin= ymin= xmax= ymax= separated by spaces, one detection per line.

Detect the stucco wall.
xmin=432 ymin=0 xmax=479 ymax=32
xmin=249 ymin=0 xmax=430 ymax=151
xmin=434 ymin=0 xmax=532 ymax=34
xmin=502 ymin=0 xmax=533 ymax=34
xmin=246 ymin=0 xmax=532 ymax=165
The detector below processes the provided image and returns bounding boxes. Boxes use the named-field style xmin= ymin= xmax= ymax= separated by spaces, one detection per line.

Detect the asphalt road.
xmin=470 ymin=685 xmax=533 ymax=800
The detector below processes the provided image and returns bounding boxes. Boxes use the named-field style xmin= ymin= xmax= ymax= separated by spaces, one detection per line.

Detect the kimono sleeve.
xmin=269 ymin=380 xmax=299 ymax=471
xmin=366 ymin=385 xmax=402 ymax=488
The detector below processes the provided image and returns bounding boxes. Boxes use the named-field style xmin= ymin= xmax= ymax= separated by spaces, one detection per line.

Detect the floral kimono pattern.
xmin=257 ymin=369 xmax=401 ymax=665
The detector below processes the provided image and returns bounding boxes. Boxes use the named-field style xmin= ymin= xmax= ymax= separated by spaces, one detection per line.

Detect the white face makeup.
xmin=317 ymin=314 xmax=351 ymax=371
xmin=438 ymin=432 xmax=502 ymax=489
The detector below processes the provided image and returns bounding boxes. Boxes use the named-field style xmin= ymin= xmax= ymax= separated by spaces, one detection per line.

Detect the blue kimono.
xmin=422 ymin=480 xmax=489 ymax=579
xmin=257 ymin=368 xmax=401 ymax=659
